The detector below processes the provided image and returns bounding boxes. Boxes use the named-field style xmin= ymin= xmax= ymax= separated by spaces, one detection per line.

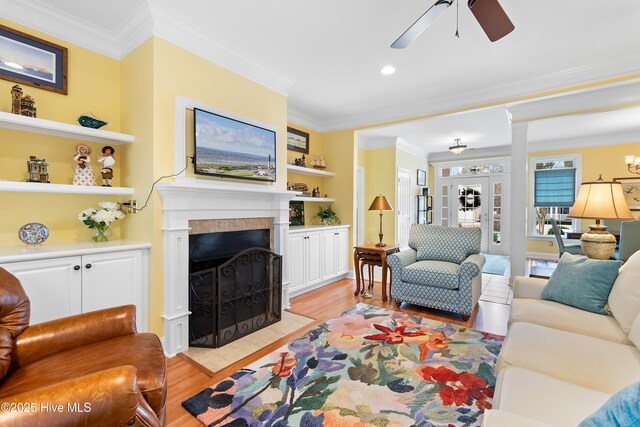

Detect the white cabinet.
xmin=289 ymin=230 xmax=322 ymax=294
xmin=322 ymin=228 xmax=349 ymax=280
xmin=289 ymin=226 xmax=350 ymax=297
xmin=0 ymin=241 xmax=149 ymax=331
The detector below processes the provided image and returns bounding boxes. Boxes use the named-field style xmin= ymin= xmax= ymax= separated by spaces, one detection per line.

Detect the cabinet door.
xmin=322 ymin=230 xmax=337 ymax=280
xmin=81 ymin=250 xmax=143 ymax=329
xmin=1 ymin=257 xmax=82 ymax=324
xmin=306 ymin=231 xmax=322 ymax=286
xmin=288 ymin=233 xmax=306 ymax=292
xmin=336 ymin=229 xmax=349 ymax=275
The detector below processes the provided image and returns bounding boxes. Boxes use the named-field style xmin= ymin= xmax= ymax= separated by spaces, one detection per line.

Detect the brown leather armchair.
xmin=0 ymin=268 xmax=166 ymax=426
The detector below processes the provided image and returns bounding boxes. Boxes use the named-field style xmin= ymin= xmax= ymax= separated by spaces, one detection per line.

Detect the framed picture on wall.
xmin=614 ymin=177 xmax=640 ymax=210
xmin=0 ymin=24 xmax=68 ymax=94
xmin=287 ymin=127 xmax=309 ymax=153
xmin=417 ymin=169 xmax=427 ymax=186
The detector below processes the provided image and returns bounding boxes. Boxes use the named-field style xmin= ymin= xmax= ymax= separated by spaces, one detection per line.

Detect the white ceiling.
xmin=3 ymin=0 xmax=640 ymax=134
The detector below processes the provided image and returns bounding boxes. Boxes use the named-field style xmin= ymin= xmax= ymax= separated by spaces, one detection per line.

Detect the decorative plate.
xmin=77 ymin=115 xmax=108 ymax=129
xmin=18 ymin=223 xmax=49 ymax=245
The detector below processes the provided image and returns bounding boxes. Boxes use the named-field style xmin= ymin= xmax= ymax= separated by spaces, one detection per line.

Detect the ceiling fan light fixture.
xmin=449 ymin=138 xmax=467 ymax=155
xmin=380 ymin=65 xmax=396 ymax=75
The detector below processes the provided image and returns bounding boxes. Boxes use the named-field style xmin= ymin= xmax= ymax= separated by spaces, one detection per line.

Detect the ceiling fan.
xmin=391 ymin=0 xmax=514 ymax=49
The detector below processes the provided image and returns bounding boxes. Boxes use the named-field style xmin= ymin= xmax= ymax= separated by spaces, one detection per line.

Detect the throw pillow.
xmin=579 ymin=381 xmax=640 ymax=427
xmin=607 ymin=250 xmax=640 ymax=333
xmin=541 ymin=253 xmax=623 ymax=315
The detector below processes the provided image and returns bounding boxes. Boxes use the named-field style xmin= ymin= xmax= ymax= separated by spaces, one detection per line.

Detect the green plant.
xmin=314 ymin=204 xmax=340 ymax=225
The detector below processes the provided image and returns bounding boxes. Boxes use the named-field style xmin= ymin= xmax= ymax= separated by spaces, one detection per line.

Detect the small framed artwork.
xmin=0 ymin=24 xmax=68 ymax=94
xmin=417 ymin=169 xmax=427 ymax=186
xmin=287 ymin=127 xmax=309 ymax=154
xmin=614 ymin=177 xmax=640 ymax=211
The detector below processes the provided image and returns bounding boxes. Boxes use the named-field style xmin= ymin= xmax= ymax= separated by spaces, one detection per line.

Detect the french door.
xmin=446 ymin=176 xmax=507 ymax=255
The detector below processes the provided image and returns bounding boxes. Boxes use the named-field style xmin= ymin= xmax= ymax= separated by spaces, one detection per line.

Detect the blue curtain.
xmin=534 ymin=168 xmax=576 ymax=207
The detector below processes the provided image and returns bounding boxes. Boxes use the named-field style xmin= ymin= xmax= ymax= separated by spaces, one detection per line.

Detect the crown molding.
xmin=0 ymin=0 xmax=122 ymax=58
xmin=287 ymin=108 xmax=323 ymax=132
xmin=396 ymin=138 xmax=428 ymax=161
xmin=116 ymin=2 xmax=154 ymax=58
xmin=357 ymin=137 xmax=398 ymax=151
xmin=507 ymin=79 xmax=640 ymax=122
xmin=149 ymin=2 xmax=293 ymax=96
xmin=316 ymin=53 xmax=640 ymax=132
xmin=528 ymin=131 xmax=640 ymax=153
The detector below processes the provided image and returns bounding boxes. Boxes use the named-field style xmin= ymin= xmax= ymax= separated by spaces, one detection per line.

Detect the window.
xmin=530 ymin=157 xmax=580 ymax=236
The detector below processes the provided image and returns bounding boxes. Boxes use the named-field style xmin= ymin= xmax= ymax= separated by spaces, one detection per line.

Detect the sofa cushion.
xmin=579 ymin=381 xmax=640 ymax=427
xmin=541 ymin=253 xmax=622 ymax=315
xmin=408 ymin=224 xmax=481 ymax=264
xmin=0 ymin=332 xmax=166 ymax=415
xmin=497 ymin=322 xmax=640 ymax=394
xmin=402 ymin=260 xmax=459 ymax=289
xmin=608 ymin=250 xmax=640 ymax=333
xmin=495 ymin=366 xmax=611 ymax=427
xmin=630 ymin=313 xmax=640 ymax=350
xmin=509 ymin=299 xmax=630 ymax=344
xmin=493 ymin=366 xmax=611 ymax=426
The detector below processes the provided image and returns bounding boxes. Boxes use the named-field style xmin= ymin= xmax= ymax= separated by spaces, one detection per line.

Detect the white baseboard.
xmin=346 ymin=270 xmax=355 ymax=279
xmin=289 ymin=273 xmax=350 ymax=298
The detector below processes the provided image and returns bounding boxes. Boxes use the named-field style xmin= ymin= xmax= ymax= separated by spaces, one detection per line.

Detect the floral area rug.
xmin=182 ymin=303 xmax=504 ymax=427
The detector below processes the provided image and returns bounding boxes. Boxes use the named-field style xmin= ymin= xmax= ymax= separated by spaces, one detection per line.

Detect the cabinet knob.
xmin=85 ymin=263 xmax=92 ymax=269
xmin=73 ymin=265 xmax=80 ymax=271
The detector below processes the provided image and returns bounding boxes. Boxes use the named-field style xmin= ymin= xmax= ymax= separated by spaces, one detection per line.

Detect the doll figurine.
xmin=98 ymin=145 xmax=115 ymax=187
xmin=72 ymin=144 xmax=96 ymax=186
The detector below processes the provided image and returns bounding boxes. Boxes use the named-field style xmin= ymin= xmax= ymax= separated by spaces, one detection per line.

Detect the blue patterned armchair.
xmin=388 ymin=224 xmax=485 ymax=319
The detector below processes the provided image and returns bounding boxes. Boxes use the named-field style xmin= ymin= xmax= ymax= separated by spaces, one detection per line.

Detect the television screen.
xmin=193 ymin=108 xmax=276 ymax=182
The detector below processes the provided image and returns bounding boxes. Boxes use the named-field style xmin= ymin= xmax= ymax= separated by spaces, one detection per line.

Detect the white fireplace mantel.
xmin=158 ymin=178 xmax=298 ymax=357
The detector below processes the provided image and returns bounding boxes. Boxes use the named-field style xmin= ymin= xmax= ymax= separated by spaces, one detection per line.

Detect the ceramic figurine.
xmin=72 ymin=144 xmax=96 ymax=186
xmin=98 ymin=145 xmax=115 ymax=187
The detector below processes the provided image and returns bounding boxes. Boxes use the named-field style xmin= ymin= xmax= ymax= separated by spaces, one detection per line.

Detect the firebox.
xmin=188 ymin=229 xmax=282 ymax=348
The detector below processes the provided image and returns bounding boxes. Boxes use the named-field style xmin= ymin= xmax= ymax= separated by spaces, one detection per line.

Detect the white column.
xmin=509 ymin=122 xmax=529 ymax=279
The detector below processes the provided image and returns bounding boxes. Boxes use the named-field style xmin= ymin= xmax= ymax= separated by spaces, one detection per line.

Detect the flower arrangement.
xmin=314 ymin=204 xmax=340 ymax=225
xmin=78 ymin=201 xmax=125 ymax=242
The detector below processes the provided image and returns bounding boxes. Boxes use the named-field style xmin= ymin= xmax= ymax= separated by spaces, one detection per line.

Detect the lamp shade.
xmin=568 ymin=179 xmax=634 ymax=220
xmin=369 ymin=195 xmax=393 ymax=211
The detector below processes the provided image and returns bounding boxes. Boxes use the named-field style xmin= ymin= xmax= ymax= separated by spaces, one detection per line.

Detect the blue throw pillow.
xmin=579 ymin=381 xmax=640 ymax=427
xmin=541 ymin=253 xmax=622 ymax=314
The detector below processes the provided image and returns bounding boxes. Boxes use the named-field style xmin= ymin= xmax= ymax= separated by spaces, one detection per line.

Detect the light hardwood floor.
xmin=165 ymin=278 xmax=511 ymax=426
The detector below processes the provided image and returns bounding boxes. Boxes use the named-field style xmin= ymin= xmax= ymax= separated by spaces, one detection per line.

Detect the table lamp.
xmin=568 ymin=175 xmax=634 ymax=259
xmin=369 ymin=194 xmax=393 ymax=247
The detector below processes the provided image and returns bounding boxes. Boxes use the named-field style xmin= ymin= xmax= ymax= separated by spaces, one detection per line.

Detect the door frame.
xmin=432 ymin=157 xmax=510 ymax=255
xmin=396 ymin=166 xmax=412 ymax=249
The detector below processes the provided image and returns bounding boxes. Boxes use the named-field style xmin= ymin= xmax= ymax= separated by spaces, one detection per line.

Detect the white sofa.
xmin=484 ymin=251 xmax=640 ymax=426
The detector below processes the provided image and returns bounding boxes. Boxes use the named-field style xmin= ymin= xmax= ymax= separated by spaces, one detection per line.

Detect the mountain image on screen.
xmin=194 ymin=108 xmax=276 ymax=182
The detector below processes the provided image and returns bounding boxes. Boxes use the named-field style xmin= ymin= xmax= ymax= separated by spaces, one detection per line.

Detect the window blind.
xmin=534 ymin=168 xmax=576 ymax=207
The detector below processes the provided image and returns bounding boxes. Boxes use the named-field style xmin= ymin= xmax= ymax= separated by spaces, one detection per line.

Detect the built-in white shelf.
xmin=0 ymin=111 xmax=134 ymax=145
xmin=292 ymin=197 xmax=336 ymax=203
xmin=0 ymin=181 xmax=134 ymax=195
xmin=287 ymin=165 xmax=336 ymax=177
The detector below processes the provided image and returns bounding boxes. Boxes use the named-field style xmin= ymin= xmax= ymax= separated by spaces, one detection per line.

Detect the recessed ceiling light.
xmin=380 ymin=65 xmax=396 ymax=75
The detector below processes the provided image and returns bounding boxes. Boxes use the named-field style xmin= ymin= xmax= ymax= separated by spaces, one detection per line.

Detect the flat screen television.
xmin=193 ymin=107 xmax=276 ymax=182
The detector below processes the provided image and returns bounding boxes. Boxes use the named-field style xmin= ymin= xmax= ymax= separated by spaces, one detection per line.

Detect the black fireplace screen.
xmin=189 ymin=247 xmax=282 ymax=348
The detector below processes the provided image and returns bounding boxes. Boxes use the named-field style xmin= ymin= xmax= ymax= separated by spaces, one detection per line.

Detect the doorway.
xmin=447 ymin=175 xmax=507 ymax=255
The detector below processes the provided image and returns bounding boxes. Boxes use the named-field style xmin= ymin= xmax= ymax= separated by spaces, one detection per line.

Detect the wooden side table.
xmin=353 ymin=244 xmax=400 ymax=302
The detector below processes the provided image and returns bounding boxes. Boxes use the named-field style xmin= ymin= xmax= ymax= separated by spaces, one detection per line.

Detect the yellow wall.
xmin=361 ymin=147 xmax=397 ymax=245
xmin=0 ymin=19 xmax=123 ymax=245
xmin=526 ymin=142 xmax=640 ymax=254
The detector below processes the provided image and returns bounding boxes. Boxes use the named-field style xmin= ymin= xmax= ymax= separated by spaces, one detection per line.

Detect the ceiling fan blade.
xmin=391 ymin=0 xmax=454 ymax=49
xmin=468 ymin=0 xmax=514 ymax=42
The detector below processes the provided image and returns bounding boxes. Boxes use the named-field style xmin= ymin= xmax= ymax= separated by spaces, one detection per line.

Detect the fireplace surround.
xmin=158 ymin=178 xmax=296 ymax=356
